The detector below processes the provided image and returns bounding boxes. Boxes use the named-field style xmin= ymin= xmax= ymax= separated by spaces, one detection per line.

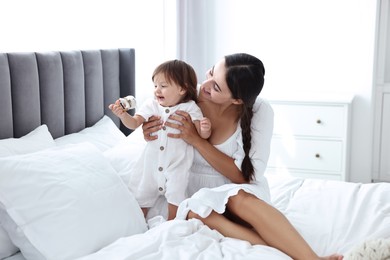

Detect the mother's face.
xmin=199 ymin=59 xmax=233 ymax=105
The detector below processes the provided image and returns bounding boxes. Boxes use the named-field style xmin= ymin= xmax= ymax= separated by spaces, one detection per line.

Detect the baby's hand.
xmin=200 ymin=117 xmax=211 ymax=133
xmin=108 ymin=100 xmax=126 ymax=118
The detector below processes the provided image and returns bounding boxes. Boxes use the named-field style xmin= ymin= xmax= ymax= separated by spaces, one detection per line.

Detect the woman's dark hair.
xmin=152 ymin=59 xmax=198 ymax=103
xmin=225 ymin=53 xmax=265 ymax=182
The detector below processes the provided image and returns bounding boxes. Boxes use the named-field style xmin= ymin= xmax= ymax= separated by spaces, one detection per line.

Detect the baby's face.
xmin=153 ymin=73 xmax=186 ymax=107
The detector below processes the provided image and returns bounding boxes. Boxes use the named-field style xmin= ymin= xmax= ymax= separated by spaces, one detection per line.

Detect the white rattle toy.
xmin=119 ymin=95 xmax=137 ymax=110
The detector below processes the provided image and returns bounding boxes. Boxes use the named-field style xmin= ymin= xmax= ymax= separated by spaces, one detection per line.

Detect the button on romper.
xmin=128 ymin=99 xmax=204 ymax=208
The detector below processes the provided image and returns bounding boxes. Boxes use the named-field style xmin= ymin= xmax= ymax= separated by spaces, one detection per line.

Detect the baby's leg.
xmin=141 ymin=207 xmax=148 ymax=218
xmin=167 ymin=203 xmax=178 ymax=220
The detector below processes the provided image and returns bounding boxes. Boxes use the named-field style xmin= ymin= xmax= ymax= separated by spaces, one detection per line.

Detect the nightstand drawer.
xmin=272 ymin=104 xmax=345 ymax=138
xmin=268 ymin=138 xmax=343 ymax=173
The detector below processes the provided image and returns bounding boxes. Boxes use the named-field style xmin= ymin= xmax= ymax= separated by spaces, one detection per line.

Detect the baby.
xmin=109 ymin=60 xmax=211 ymax=220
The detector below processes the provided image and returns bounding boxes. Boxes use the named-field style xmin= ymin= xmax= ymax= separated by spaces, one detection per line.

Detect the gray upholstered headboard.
xmin=0 ymin=48 xmax=135 ymax=139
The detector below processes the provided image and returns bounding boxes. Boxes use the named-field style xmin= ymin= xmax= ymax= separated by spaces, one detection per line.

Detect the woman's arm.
xmin=165 ymin=111 xmax=246 ymax=184
xmin=194 ymin=138 xmax=246 ymax=184
xmin=165 ymin=99 xmax=274 ymax=183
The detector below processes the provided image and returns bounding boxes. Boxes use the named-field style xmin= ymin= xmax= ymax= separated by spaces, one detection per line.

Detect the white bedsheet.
xmin=75 ymin=176 xmax=390 ymax=260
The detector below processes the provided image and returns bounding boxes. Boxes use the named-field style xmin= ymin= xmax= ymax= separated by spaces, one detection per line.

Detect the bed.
xmin=0 ymin=48 xmax=389 ymax=260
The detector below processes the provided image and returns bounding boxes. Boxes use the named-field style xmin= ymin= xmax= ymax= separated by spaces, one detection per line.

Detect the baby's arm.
xmin=194 ymin=117 xmax=212 ymax=139
xmin=109 ymin=100 xmax=145 ymax=130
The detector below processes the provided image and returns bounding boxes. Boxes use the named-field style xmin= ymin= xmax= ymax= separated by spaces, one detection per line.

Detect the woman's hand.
xmin=142 ymin=116 xmax=162 ymax=141
xmin=165 ymin=110 xmax=202 ymax=146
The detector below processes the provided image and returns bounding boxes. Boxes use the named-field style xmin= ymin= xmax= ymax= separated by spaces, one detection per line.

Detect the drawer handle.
xmin=315 ymin=153 xmax=321 ymax=158
xmin=316 ymin=119 xmax=322 ymax=124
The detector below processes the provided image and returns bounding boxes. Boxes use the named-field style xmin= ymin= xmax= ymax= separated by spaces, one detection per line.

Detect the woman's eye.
xmin=207 ymin=67 xmax=214 ymax=78
xmin=213 ymin=85 xmax=219 ymax=92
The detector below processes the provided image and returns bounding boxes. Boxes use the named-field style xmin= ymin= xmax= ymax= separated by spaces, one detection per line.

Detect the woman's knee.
xmin=187 ymin=210 xmax=202 ymax=220
xmin=228 ymin=189 xmax=263 ymax=212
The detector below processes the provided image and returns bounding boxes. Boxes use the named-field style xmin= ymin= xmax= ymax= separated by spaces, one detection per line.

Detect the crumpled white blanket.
xmin=344 ymin=238 xmax=390 ymax=260
xmin=75 ymin=219 xmax=291 ymax=260
xmin=73 ymin=176 xmax=390 ymax=260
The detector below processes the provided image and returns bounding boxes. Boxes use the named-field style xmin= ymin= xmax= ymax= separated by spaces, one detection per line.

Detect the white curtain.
xmin=176 ymin=0 xmax=217 ymax=79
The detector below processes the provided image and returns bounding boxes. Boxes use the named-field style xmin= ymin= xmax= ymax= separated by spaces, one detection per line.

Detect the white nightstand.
xmin=266 ymin=95 xmax=353 ymax=181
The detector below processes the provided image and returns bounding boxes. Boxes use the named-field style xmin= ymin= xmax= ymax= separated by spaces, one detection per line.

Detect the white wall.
xmin=0 ymin=0 xmax=171 ymax=104
xmin=185 ymin=0 xmax=377 ymax=182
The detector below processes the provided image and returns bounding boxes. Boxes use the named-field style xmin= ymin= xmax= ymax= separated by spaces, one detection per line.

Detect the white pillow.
xmin=0 ymin=124 xmax=56 ymax=259
xmin=0 ymin=124 xmax=55 ymax=157
xmin=0 ymin=233 xmax=18 ymax=259
xmin=0 ymin=143 xmax=147 ymax=260
xmin=103 ymin=127 xmax=146 ymax=184
xmin=55 ymin=115 xmax=126 ymax=151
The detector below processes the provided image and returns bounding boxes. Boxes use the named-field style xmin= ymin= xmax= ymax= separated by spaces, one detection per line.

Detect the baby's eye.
xmin=213 ymin=85 xmax=219 ymax=92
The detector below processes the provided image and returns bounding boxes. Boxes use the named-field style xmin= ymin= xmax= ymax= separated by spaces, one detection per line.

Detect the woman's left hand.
xmin=165 ymin=110 xmax=201 ymax=145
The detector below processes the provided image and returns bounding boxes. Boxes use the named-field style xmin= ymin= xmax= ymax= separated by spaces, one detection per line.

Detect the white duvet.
xmin=74 ymin=175 xmax=390 ymax=260
xmin=76 ymin=219 xmax=289 ymax=260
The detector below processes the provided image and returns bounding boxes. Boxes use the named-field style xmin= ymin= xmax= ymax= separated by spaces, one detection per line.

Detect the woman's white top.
xmin=129 ymin=99 xmax=203 ymax=207
xmin=176 ymin=97 xmax=274 ymax=219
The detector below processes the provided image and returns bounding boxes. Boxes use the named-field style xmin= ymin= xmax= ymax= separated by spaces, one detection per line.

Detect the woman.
xmin=142 ymin=53 xmax=343 ymax=260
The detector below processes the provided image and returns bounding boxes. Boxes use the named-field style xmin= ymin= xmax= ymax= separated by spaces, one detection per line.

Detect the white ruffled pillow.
xmin=0 ymin=143 xmax=147 ymax=260
xmin=0 ymin=124 xmax=55 ymax=259
xmin=55 ymin=115 xmax=126 ymax=151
